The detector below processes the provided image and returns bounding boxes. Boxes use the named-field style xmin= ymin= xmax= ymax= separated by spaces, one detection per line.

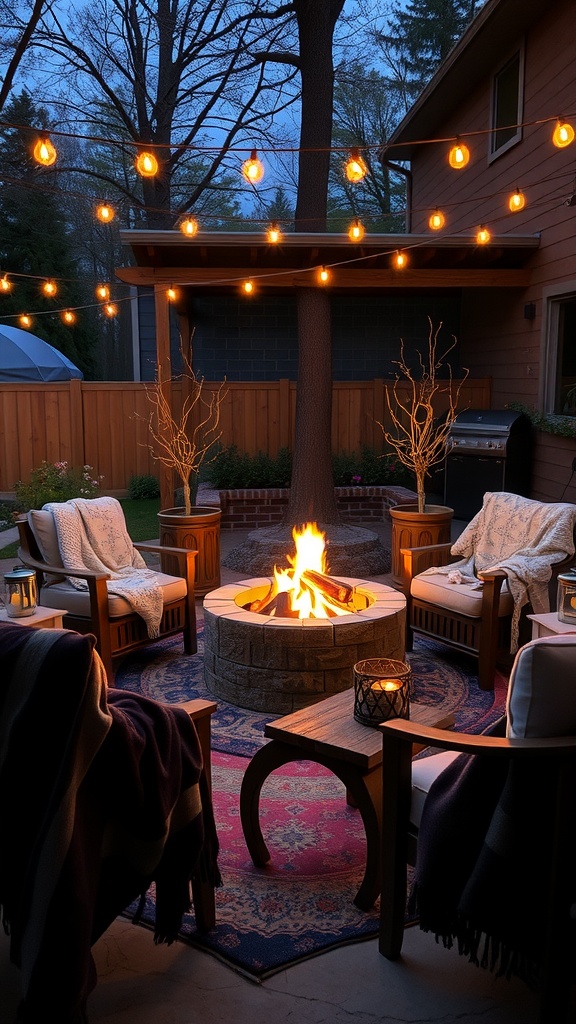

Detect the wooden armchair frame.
xmin=400 ymin=540 xmax=575 ymax=690
xmin=179 ymin=697 xmax=217 ymax=932
xmin=379 ymin=717 xmax=576 ymax=1023
xmin=17 ymin=516 xmax=198 ymax=683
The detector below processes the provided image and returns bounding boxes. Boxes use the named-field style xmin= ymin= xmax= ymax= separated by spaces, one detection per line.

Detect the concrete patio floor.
xmin=0 ymin=516 xmax=550 ymax=1023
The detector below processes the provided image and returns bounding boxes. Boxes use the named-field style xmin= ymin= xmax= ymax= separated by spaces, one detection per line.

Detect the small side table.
xmin=0 ymin=605 xmax=68 ymax=629
xmin=527 ymin=611 xmax=576 ymax=640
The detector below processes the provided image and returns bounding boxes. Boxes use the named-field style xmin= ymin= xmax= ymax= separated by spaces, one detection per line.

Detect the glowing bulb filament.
xmin=393 ymin=251 xmax=408 ymax=269
xmin=0 ymin=275 xmax=12 ymax=293
xmin=242 ymin=279 xmax=254 ymax=294
xmin=135 ymin=151 xmax=159 ymax=177
xmin=552 ymin=120 xmax=575 ymax=148
xmin=318 ymin=266 xmax=330 ymax=284
xmin=97 ymin=203 xmax=115 ymax=223
xmin=19 ymin=314 xmax=32 ymax=328
xmin=33 ymin=138 xmax=57 ymax=166
xmin=62 ymin=310 xmax=76 ymax=324
xmin=179 ymin=216 xmax=199 ymax=237
xmin=42 ymin=280 xmax=57 ymax=297
xmin=448 ymin=141 xmax=470 ymax=169
xmin=476 ymin=225 xmax=491 ymax=245
xmin=508 ymin=189 xmax=526 ymax=212
xmin=242 ymin=150 xmax=264 ymax=184
xmin=267 ymin=223 xmax=281 ymax=243
xmin=348 ymin=218 xmax=365 ymax=241
xmin=345 ymin=149 xmax=368 ymax=183
xmin=96 ymin=283 xmax=110 ymax=301
xmin=104 ymin=302 xmax=118 ymax=317
xmin=428 ymin=209 xmax=445 ymax=231
xmin=167 ymin=286 xmax=177 ymax=302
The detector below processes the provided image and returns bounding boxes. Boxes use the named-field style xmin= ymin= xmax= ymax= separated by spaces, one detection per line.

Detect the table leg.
xmin=240 ymin=740 xmax=305 ymax=865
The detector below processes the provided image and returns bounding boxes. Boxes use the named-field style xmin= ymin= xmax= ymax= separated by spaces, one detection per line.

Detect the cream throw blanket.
xmin=424 ymin=491 xmax=576 ymax=651
xmin=45 ymin=496 xmax=163 ymax=637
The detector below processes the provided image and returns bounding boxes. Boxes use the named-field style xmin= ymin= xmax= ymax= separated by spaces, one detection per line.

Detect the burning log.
xmin=254 ymin=590 xmax=300 ymax=617
xmin=300 ymin=570 xmax=355 ymax=605
xmin=249 ymin=582 xmax=273 ymax=612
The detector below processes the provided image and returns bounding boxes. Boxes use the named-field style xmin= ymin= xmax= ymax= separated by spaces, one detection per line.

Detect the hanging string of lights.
xmin=0 ymin=111 xmax=573 ymax=326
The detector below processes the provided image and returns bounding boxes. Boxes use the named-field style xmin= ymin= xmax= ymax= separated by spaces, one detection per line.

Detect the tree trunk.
xmin=284 ymin=0 xmax=345 ymax=528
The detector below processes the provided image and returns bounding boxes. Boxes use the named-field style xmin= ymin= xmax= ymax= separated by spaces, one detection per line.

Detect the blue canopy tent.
xmin=0 ymin=325 xmax=83 ymax=381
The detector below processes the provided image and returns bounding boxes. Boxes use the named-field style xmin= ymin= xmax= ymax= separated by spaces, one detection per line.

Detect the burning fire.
xmin=250 ymin=522 xmax=355 ymax=618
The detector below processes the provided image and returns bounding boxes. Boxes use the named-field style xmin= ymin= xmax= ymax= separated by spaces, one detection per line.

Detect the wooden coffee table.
xmin=240 ymin=689 xmax=454 ymax=910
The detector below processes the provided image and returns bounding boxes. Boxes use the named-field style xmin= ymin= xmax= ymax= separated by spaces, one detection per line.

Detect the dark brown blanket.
xmin=0 ymin=622 xmax=220 ymax=1023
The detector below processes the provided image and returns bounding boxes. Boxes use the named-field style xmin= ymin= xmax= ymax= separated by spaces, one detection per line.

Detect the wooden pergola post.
xmin=154 ymin=283 xmax=174 ymax=512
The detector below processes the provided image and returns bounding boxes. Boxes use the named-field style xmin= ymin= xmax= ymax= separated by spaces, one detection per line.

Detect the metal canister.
xmin=3 ymin=567 xmax=37 ymax=618
xmin=557 ymin=569 xmax=576 ymax=624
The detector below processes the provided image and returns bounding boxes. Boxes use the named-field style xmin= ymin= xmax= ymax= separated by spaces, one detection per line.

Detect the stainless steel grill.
xmin=444 ymin=410 xmax=533 ymax=520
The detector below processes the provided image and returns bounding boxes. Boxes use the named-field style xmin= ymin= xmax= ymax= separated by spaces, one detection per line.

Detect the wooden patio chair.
xmin=399 ymin=491 xmax=576 ymax=689
xmin=16 ymin=498 xmax=198 ymax=683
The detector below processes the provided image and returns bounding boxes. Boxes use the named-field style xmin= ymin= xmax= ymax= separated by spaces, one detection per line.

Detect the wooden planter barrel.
xmin=158 ymin=506 xmax=221 ymax=597
xmin=389 ymin=503 xmax=454 ymax=591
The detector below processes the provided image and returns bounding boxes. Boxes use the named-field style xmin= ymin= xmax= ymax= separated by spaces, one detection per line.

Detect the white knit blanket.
xmin=424 ymin=491 xmax=576 ymax=651
xmin=45 ymin=496 xmax=163 ymax=637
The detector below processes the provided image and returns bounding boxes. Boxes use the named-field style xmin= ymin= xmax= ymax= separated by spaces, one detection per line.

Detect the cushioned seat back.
xmin=28 ymin=509 xmax=66 ymax=583
xmin=506 ymin=634 xmax=576 ymax=739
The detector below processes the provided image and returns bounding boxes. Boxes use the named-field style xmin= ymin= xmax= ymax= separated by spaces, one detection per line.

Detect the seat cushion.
xmin=39 ymin=572 xmax=187 ymax=619
xmin=411 ymin=571 xmax=514 ymax=618
xmin=410 ymin=750 xmax=460 ymax=827
xmin=506 ymin=634 xmax=576 ymax=738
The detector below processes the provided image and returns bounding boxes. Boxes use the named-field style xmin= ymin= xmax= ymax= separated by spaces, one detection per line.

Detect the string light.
xmin=242 ymin=279 xmax=255 ymax=295
xmin=0 ymin=275 xmax=12 ymax=293
xmin=266 ymin=222 xmax=281 ymax=243
xmin=552 ymin=119 xmax=575 ymax=149
xmin=33 ymin=137 xmax=57 ymax=166
xmin=241 ymin=150 xmax=265 ymax=184
xmin=345 ymin=149 xmax=368 ymax=183
xmin=62 ymin=310 xmax=76 ymax=324
xmin=167 ymin=286 xmax=178 ymax=302
xmin=476 ymin=225 xmax=491 ymax=245
xmin=392 ymin=250 xmax=408 ymax=269
xmin=448 ymin=140 xmax=470 ymax=169
xmin=103 ymin=302 xmax=118 ymax=317
xmin=95 ymin=283 xmax=110 ymax=301
xmin=179 ymin=216 xmax=199 ymax=237
xmin=428 ymin=209 xmax=446 ymax=230
xmin=42 ymin=280 xmax=57 ymax=297
xmin=135 ymin=151 xmax=159 ymax=177
xmin=96 ymin=203 xmax=115 ymax=223
xmin=508 ymin=188 xmax=526 ymax=212
xmin=348 ymin=218 xmax=365 ymax=242
xmin=19 ymin=314 xmax=32 ymax=328
xmin=318 ymin=266 xmax=330 ymax=284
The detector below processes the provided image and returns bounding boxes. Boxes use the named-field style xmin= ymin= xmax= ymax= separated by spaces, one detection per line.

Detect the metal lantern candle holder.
xmin=353 ymin=657 xmax=411 ymax=728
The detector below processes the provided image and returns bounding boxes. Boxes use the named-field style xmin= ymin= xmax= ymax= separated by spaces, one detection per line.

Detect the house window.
xmin=553 ymin=297 xmax=576 ymax=416
xmin=489 ymin=49 xmax=524 ymax=160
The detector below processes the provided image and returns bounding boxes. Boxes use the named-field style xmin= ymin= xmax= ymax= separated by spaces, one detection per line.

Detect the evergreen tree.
xmin=0 ymin=93 xmax=98 ymax=377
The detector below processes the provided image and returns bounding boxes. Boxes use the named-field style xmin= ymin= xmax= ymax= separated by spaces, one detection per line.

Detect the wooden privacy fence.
xmin=0 ymin=377 xmax=491 ymax=497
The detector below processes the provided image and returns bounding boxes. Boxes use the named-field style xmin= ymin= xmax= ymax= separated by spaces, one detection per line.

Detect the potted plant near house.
xmin=377 ymin=319 xmax=468 ymax=588
xmin=144 ymin=347 xmax=227 ymax=596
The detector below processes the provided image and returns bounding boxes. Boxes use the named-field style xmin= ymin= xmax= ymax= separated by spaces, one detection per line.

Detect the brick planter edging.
xmin=215 ymin=485 xmax=417 ymax=530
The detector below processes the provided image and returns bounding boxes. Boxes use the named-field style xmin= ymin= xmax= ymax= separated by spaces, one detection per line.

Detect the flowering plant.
xmin=14 ymin=460 xmax=103 ymax=511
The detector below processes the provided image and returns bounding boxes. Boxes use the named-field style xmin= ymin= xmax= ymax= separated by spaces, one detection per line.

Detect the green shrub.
xmin=128 ymin=474 xmax=161 ymax=500
xmin=206 ymin=444 xmax=414 ymax=490
xmin=13 ymin=461 xmax=103 ymax=512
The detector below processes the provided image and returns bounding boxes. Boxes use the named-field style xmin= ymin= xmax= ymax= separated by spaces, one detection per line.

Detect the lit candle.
xmin=368 ymin=678 xmax=403 ymax=717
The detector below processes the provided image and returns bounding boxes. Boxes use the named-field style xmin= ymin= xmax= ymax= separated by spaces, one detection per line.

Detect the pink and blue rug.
xmin=115 ymin=632 xmax=507 ymax=981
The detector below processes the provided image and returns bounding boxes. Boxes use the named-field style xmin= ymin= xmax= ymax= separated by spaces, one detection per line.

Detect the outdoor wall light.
xmin=179 ymin=216 xmax=199 ymax=237
xmin=428 ymin=209 xmax=445 ymax=230
xmin=476 ymin=225 xmax=491 ymax=245
xmin=348 ymin=218 xmax=365 ymax=241
xmin=345 ymin=149 xmax=368 ymax=183
xmin=135 ymin=151 xmax=159 ymax=177
xmin=33 ymin=137 xmax=57 ymax=166
xmin=242 ymin=150 xmax=265 ymax=184
xmin=448 ymin=140 xmax=470 ymax=169
xmin=508 ymin=189 xmax=526 ymax=212
xmin=96 ymin=203 xmax=115 ymax=223
xmin=95 ymin=283 xmax=110 ymax=301
xmin=552 ymin=119 xmax=575 ymax=148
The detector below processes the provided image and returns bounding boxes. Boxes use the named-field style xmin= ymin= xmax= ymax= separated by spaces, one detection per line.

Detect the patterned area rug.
xmin=115 ymin=632 xmax=508 ymax=981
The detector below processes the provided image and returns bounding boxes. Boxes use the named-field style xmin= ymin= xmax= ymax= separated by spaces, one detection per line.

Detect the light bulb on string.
xmin=476 ymin=224 xmax=491 ymax=245
xmin=448 ymin=140 xmax=470 ymax=169
xmin=96 ymin=283 xmax=110 ymax=301
xmin=0 ymin=275 xmax=12 ymax=293
xmin=242 ymin=279 xmax=255 ymax=295
xmin=33 ymin=137 xmax=57 ymax=166
xmin=392 ymin=250 xmax=408 ymax=269
xmin=508 ymin=188 xmax=526 ymax=212
xmin=552 ymin=119 xmax=575 ymax=148
xmin=19 ymin=314 xmax=32 ymax=328
xmin=42 ymin=280 xmax=57 ymax=297
xmin=96 ymin=203 xmax=115 ymax=223
xmin=345 ymin=149 xmax=368 ymax=183
xmin=428 ymin=209 xmax=446 ymax=230
xmin=135 ymin=150 xmax=159 ymax=177
xmin=267 ymin=222 xmax=281 ymax=243
xmin=179 ymin=216 xmax=199 ymax=237
xmin=348 ymin=218 xmax=365 ymax=242
xmin=103 ymin=302 xmax=118 ymax=318
xmin=62 ymin=310 xmax=76 ymax=325
xmin=167 ymin=285 xmax=178 ymax=302
xmin=241 ymin=150 xmax=265 ymax=184
xmin=318 ymin=266 xmax=330 ymax=284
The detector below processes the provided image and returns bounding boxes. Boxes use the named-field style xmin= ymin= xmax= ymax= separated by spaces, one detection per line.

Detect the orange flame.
xmin=264 ymin=523 xmax=351 ymax=618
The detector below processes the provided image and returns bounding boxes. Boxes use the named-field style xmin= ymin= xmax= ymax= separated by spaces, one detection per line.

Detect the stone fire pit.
xmin=203 ymin=577 xmax=406 ymax=714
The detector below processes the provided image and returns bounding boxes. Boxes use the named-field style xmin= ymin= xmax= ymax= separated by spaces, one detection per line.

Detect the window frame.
xmin=488 ymin=44 xmax=525 ymax=163
xmin=541 ymin=282 xmax=576 ymax=418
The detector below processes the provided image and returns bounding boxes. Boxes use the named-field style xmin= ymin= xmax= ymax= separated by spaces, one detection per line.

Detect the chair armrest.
xmin=400 ymin=541 xmax=455 ymax=582
xmin=135 ymin=543 xmax=197 ymax=587
xmin=380 ymin=718 xmax=576 ymax=757
xmin=17 ymin=548 xmax=110 ymax=583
